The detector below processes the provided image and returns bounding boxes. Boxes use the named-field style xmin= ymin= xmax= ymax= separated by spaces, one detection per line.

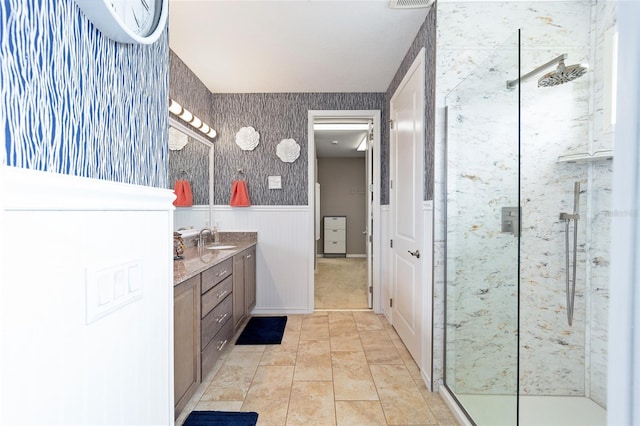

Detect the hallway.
xmin=315 ymin=258 xmax=369 ymax=310
xmin=177 ymin=311 xmax=457 ymax=425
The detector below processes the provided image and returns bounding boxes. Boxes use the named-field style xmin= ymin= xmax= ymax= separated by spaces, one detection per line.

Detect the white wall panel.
xmin=213 ymin=205 xmax=312 ymax=314
xmin=423 ymin=201 xmax=434 ymax=389
xmin=380 ymin=206 xmax=393 ymax=323
xmin=1 ymin=167 xmax=175 ymax=425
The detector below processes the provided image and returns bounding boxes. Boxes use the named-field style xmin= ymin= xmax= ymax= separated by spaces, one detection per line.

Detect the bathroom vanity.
xmin=172 ymin=233 xmax=257 ymax=418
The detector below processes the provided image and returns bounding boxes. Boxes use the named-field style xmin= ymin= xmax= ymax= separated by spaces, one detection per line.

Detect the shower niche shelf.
xmin=557 ymin=150 xmax=614 ymax=163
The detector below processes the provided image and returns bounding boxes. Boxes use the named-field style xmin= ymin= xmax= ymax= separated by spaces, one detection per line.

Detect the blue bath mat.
xmin=182 ymin=410 xmax=258 ymax=426
xmin=235 ymin=316 xmax=287 ymax=345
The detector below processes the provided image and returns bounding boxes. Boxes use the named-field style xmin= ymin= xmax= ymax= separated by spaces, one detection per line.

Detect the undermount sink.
xmin=206 ymin=245 xmax=236 ymax=250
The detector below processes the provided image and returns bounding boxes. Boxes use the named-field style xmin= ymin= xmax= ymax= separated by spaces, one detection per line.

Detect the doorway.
xmin=307 ymin=110 xmax=381 ymax=312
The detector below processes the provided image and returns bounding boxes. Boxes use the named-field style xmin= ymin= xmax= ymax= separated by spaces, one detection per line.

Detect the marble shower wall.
xmin=444 ymin=35 xmax=520 ymax=394
xmin=435 ymin=1 xmax=612 ymax=406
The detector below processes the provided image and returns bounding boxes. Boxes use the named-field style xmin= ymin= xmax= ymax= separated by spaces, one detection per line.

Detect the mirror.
xmin=168 ymin=116 xmax=214 ymax=232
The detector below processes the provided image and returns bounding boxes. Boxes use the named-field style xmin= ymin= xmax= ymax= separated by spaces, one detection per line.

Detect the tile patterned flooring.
xmin=177 ymin=311 xmax=458 ymax=425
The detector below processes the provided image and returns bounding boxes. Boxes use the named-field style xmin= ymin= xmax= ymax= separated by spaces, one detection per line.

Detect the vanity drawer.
xmin=201 ymin=294 xmax=232 ymax=347
xmin=201 ymin=316 xmax=233 ymax=377
xmin=201 ymin=275 xmax=232 ymax=318
xmin=202 ymin=258 xmax=233 ymax=294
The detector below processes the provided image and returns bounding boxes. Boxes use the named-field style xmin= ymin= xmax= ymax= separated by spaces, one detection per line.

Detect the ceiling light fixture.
xmin=313 ymin=123 xmax=369 ymax=131
xmin=357 ymin=136 xmax=367 ymax=152
xmin=169 ymin=99 xmax=217 ymax=140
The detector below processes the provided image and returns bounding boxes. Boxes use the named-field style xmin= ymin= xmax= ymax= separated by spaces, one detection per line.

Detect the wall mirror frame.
xmin=169 ymin=116 xmax=215 ymax=232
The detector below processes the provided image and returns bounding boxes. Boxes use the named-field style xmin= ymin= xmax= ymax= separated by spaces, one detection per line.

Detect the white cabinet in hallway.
xmin=324 ymin=216 xmax=346 ymax=257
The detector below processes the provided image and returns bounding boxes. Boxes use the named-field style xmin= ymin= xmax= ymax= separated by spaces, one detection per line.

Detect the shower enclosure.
xmin=444 ymin=29 xmax=610 ymax=426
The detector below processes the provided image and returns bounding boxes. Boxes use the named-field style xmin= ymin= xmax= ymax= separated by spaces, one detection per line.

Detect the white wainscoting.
xmin=1 ymin=166 xmax=175 ymax=426
xmin=422 ymin=200 xmax=434 ymax=390
xmin=174 ymin=204 xmax=210 ymax=231
xmin=213 ymin=205 xmax=312 ymax=314
xmin=380 ymin=206 xmax=393 ymax=323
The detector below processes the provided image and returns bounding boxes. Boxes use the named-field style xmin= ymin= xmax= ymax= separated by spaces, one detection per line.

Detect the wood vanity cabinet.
xmin=173 ymin=274 xmax=201 ymax=418
xmin=232 ymin=255 xmax=245 ymax=330
xmin=233 ymin=246 xmax=257 ymax=331
xmin=200 ymin=258 xmax=233 ymax=379
xmin=174 ymin=245 xmax=256 ymax=418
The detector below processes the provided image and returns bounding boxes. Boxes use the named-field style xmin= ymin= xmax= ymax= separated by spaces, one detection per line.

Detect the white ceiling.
xmin=168 ymin=0 xmax=431 ymax=94
xmin=315 ymin=128 xmax=368 ymax=158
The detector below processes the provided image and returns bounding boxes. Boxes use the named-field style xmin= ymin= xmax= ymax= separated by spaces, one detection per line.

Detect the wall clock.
xmin=75 ymin=0 xmax=168 ymax=45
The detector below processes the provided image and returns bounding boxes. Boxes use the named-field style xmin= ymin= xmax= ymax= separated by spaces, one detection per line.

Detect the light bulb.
xmin=168 ymin=99 xmax=182 ymax=115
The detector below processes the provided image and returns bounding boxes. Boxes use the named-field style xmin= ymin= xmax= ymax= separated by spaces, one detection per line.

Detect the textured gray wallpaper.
xmin=211 ymin=93 xmax=384 ymax=206
xmin=168 ymin=136 xmax=209 ymax=205
xmin=385 ymin=6 xmax=437 ymax=202
xmin=169 ymin=50 xmax=215 ymax=137
xmin=2 ymin=0 xmax=169 ymax=187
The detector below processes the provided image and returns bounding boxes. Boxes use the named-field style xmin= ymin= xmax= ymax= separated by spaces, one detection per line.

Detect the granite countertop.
xmin=173 ymin=232 xmax=257 ymax=286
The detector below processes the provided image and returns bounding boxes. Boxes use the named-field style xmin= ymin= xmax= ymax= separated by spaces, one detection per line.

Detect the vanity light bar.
xmin=168 ymin=99 xmax=217 ymax=139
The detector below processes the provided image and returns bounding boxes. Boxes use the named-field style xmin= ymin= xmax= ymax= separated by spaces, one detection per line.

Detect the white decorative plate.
xmin=168 ymin=126 xmax=189 ymax=150
xmin=235 ymin=127 xmax=260 ymax=151
xmin=276 ymin=139 xmax=301 ymax=163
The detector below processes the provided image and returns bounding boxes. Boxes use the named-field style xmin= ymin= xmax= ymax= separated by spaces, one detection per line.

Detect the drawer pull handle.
xmin=216 ymin=339 xmax=228 ymax=351
xmin=216 ymin=313 xmax=228 ymax=323
xmin=217 ymin=289 xmax=229 ymax=299
xmin=216 ymin=270 xmax=228 ymax=277
xmin=245 ymin=254 xmax=252 ymax=259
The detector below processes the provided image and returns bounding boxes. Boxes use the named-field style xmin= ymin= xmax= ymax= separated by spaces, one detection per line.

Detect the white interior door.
xmin=390 ymin=49 xmax=425 ymax=365
xmin=366 ymin=120 xmax=374 ymax=308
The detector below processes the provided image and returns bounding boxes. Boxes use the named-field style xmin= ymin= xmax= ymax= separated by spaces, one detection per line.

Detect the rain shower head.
xmin=506 ymin=54 xmax=589 ymax=90
xmin=538 ymin=59 xmax=589 ymax=87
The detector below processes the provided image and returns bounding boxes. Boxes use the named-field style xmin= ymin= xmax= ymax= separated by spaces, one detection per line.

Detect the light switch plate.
xmin=268 ymin=176 xmax=282 ymax=189
xmin=86 ymin=259 xmax=143 ymax=324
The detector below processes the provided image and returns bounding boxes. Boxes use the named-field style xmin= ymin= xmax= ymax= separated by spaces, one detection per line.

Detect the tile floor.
xmin=177 ymin=311 xmax=458 ymax=426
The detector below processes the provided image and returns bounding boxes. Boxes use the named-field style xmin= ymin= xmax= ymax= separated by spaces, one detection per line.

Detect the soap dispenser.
xmin=212 ymin=224 xmax=219 ymax=244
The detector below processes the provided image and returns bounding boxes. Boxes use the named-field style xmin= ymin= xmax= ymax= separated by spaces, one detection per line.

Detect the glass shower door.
xmin=444 ymin=31 xmax=520 ymax=426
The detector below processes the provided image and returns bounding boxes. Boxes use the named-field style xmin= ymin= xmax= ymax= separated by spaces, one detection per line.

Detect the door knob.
xmin=408 ymin=249 xmax=420 ymax=259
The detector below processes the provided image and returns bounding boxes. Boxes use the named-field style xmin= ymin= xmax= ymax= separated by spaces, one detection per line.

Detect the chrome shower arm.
xmin=506 ymin=54 xmax=568 ymax=89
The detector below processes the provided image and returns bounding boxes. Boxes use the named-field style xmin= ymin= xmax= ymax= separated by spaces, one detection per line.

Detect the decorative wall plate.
xmin=168 ymin=126 xmax=189 ymax=150
xmin=276 ymin=138 xmax=300 ymax=163
xmin=235 ymin=126 xmax=260 ymax=151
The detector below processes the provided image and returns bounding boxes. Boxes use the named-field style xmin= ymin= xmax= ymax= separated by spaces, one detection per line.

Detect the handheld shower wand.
xmin=559 ymin=182 xmax=580 ymax=326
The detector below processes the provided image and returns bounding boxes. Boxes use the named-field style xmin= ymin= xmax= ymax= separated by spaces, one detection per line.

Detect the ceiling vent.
xmin=389 ymin=0 xmax=432 ymax=9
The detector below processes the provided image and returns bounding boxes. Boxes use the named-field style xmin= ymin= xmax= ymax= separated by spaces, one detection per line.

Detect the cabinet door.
xmin=244 ymin=247 xmax=256 ymax=314
xmin=174 ymin=275 xmax=201 ymax=418
xmin=232 ymin=253 xmax=245 ymax=331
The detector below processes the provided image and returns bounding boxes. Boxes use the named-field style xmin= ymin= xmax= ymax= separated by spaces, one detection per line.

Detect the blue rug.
xmin=235 ymin=316 xmax=287 ymax=345
xmin=182 ymin=411 xmax=258 ymax=426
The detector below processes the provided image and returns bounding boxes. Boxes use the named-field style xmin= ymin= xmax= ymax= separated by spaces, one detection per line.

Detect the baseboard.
xmin=317 ymin=254 xmax=366 ymax=258
xmin=439 ymin=385 xmax=473 ymax=426
xmin=251 ymin=307 xmax=314 ymax=315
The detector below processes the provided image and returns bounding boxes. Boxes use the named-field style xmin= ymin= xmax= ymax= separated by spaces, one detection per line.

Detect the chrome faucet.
xmin=198 ymin=228 xmax=212 ymax=249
